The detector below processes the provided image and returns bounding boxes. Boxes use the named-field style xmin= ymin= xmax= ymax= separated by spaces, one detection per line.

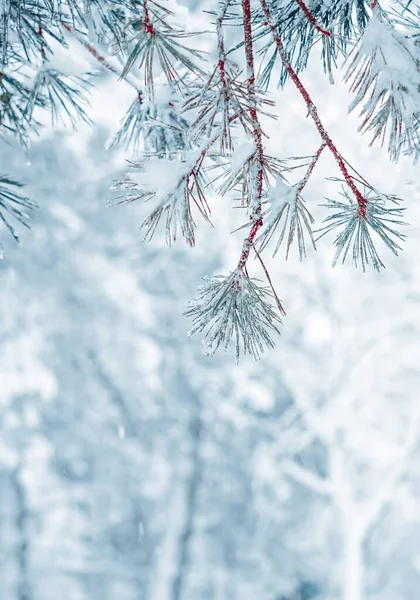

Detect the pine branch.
xmin=110 ymin=152 xmax=212 ymax=247
xmin=0 ymin=176 xmax=37 ymax=257
xmin=236 ymin=0 xmax=266 ymax=271
xmin=258 ymin=0 xmax=407 ymax=271
xmin=119 ymin=0 xmax=206 ymax=100
xmin=345 ymin=8 xmax=420 ymax=161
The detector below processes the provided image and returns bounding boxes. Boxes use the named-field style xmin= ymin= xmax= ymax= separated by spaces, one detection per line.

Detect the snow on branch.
xmin=346 ymin=9 xmax=420 ymax=161
xmin=110 ymin=153 xmax=211 ymax=247
xmin=1 ymin=0 xmax=417 ymax=358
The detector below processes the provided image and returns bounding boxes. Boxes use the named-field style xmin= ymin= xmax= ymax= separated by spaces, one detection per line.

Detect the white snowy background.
xmin=1 ymin=1 xmax=420 ymax=599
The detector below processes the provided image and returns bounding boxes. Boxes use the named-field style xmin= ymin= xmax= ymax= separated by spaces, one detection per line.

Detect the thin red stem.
xmin=260 ymin=0 xmax=367 ymax=218
xmin=295 ymin=0 xmax=331 ymax=37
xmin=38 ymin=25 xmax=46 ymax=58
xmin=216 ymin=1 xmax=232 ymax=151
xmin=238 ymin=0 xmax=265 ymax=270
xmin=142 ymin=0 xmax=155 ymax=34
xmin=216 ymin=0 xmax=231 ymax=83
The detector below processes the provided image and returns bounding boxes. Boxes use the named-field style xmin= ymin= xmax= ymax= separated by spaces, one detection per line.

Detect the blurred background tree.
xmin=1 ymin=1 xmax=420 ymax=599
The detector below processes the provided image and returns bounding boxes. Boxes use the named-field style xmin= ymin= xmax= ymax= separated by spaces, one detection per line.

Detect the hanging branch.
xmin=184 ymin=0 xmax=286 ymax=361
xmin=260 ymin=0 xmax=367 ymax=218
xmin=237 ymin=0 xmax=265 ymax=270
xmin=255 ymin=147 xmax=325 ymax=261
xmin=261 ymin=0 xmax=407 ymax=270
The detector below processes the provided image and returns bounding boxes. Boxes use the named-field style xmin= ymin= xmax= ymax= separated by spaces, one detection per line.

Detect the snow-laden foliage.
xmin=257 ymin=174 xmax=316 ymax=260
xmin=346 ymin=8 xmax=420 ymax=161
xmin=317 ymin=183 xmax=407 ymax=270
xmin=185 ymin=269 xmax=284 ymax=362
xmin=0 ymin=176 xmax=36 ymax=256
xmin=1 ymin=0 xmax=419 ymax=359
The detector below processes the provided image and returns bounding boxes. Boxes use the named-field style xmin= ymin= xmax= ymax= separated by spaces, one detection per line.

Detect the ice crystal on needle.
xmin=184 ymin=269 xmax=284 ymax=363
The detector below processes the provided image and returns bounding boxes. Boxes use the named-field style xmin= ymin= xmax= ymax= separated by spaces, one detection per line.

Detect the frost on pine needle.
xmin=0 ymin=72 xmax=35 ymax=143
xmin=257 ymin=0 xmax=370 ymax=89
xmin=109 ymin=90 xmax=190 ymax=155
xmin=110 ymin=154 xmax=211 ymax=246
xmin=119 ymin=5 xmax=206 ymax=99
xmin=0 ymin=176 xmax=37 ymax=257
xmin=317 ymin=185 xmax=407 ymax=271
xmin=345 ymin=10 xmax=420 ymax=161
xmin=24 ymin=67 xmax=93 ymax=128
xmin=184 ymin=61 xmax=275 ymax=154
xmin=257 ymin=176 xmax=315 ymax=260
xmin=184 ymin=269 xmax=284 ymax=363
xmin=216 ymin=147 xmax=288 ymax=207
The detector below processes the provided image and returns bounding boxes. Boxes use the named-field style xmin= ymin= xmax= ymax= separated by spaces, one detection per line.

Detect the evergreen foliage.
xmin=1 ymin=0 xmax=420 ymax=359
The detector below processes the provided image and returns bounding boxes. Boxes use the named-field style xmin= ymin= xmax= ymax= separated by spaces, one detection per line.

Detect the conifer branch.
xmin=260 ymin=0 xmax=368 ymax=220
xmin=237 ymin=0 xmax=265 ymax=271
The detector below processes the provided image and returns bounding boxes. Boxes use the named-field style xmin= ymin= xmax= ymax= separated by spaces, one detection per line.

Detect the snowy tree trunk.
xmin=146 ymin=475 xmax=190 ymax=600
xmin=147 ymin=411 xmax=202 ymax=600
xmin=342 ymin=527 xmax=363 ymax=600
xmin=10 ymin=466 xmax=31 ymax=600
xmin=0 ymin=470 xmax=19 ymax=599
xmin=172 ymin=414 xmax=202 ymax=600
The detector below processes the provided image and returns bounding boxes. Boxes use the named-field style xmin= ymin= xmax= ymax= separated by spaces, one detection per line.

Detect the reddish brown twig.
xmin=142 ymin=0 xmax=156 ymax=35
xmin=216 ymin=0 xmax=231 ymax=84
xmin=260 ymin=0 xmax=367 ymax=217
xmin=237 ymin=0 xmax=265 ymax=270
xmin=295 ymin=0 xmax=331 ymax=37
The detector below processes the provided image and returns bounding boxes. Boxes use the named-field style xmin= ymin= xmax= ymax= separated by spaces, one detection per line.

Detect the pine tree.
xmin=2 ymin=0 xmax=419 ymax=360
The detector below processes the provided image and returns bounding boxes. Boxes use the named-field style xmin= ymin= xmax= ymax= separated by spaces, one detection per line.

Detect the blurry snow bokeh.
xmin=1 ymin=1 xmax=420 ymax=599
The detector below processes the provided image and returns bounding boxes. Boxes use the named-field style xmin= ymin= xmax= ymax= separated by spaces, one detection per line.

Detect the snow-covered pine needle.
xmin=257 ymin=0 xmax=366 ymax=89
xmin=0 ymin=176 xmax=37 ymax=257
xmin=0 ymin=72 xmax=36 ymax=143
xmin=184 ymin=60 xmax=274 ymax=154
xmin=316 ymin=185 xmax=407 ymax=271
xmin=110 ymin=154 xmax=211 ymax=247
xmin=109 ymin=90 xmax=190 ymax=155
xmin=184 ymin=268 xmax=283 ymax=362
xmin=216 ymin=143 xmax=288 ymax=207
xmin=24 ymin=66 xmax=93 ymax=128
xmin=120 ymin=12 xmax=206 ymax=99
xmin=345 ymin=10 xmax=420 ymax=161
xmin=256 ymin=175 xmax=316 ymax=260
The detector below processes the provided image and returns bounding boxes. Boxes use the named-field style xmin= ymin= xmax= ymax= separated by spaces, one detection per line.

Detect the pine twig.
xmin=237 ymin=0 xmax=265 ymax=271
xmin=260 ymin=0 xmax=368 ymax=218
xmin=294 ymin=0 xmax=331 ymax=37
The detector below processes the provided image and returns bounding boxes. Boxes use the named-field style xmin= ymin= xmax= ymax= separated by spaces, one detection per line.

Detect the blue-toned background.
xmin=1 ymin=1 xmax=420 ymax=598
